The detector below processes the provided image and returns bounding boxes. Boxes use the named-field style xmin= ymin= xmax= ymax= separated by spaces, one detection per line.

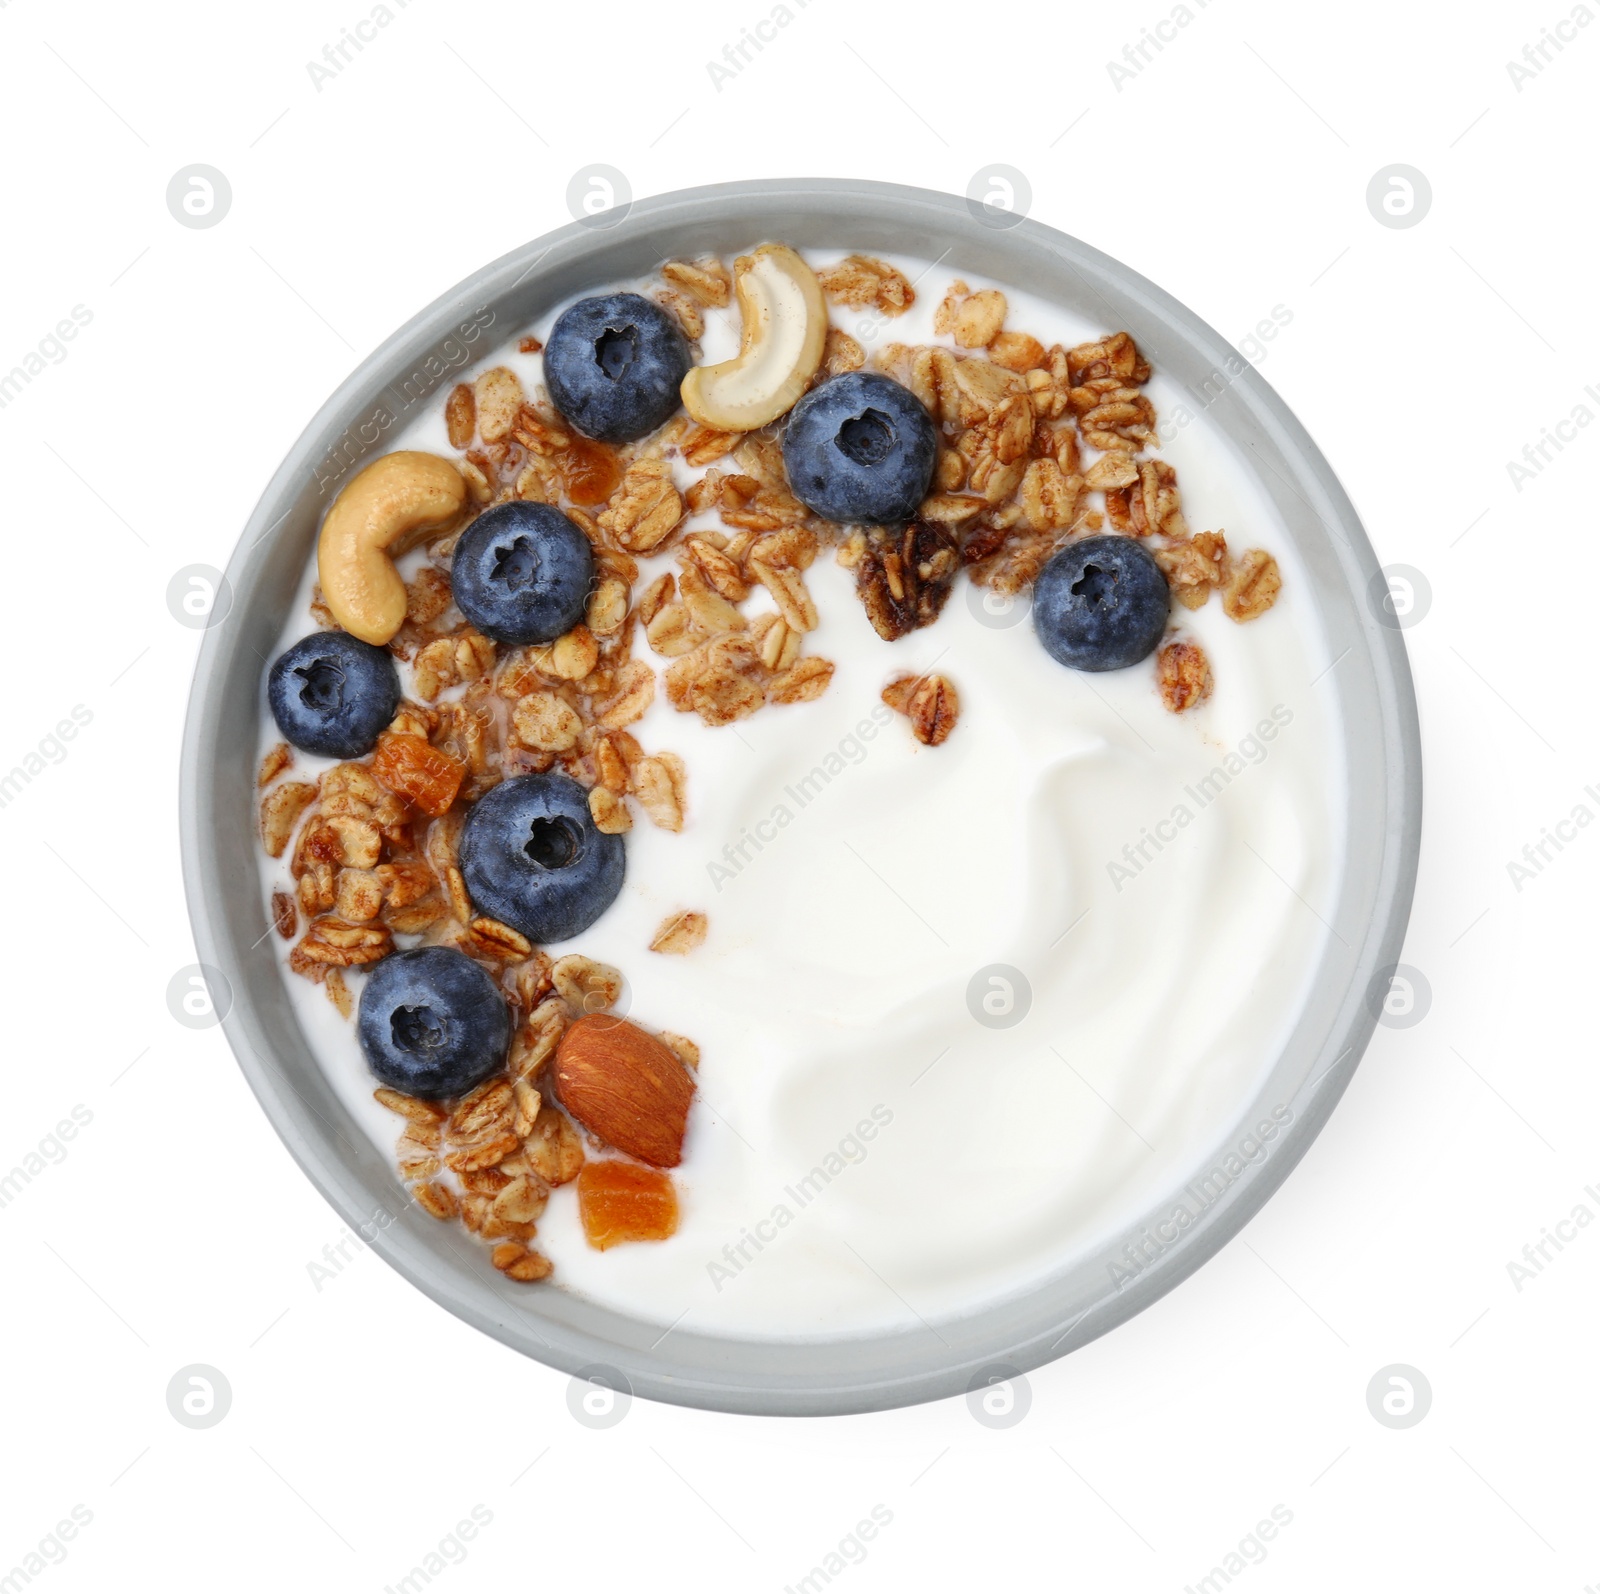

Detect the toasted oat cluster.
xmin=260 ymin=244 xmax=1287 ymax=1286
xmin=865 ymin=280 xmax=1281 ymax=712
xmin=260 ymin=712 xmax=693 ymax=1274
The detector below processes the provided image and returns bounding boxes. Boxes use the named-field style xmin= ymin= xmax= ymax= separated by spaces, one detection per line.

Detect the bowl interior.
xmin=181 ymin=179 xmax=1419 ymax=1415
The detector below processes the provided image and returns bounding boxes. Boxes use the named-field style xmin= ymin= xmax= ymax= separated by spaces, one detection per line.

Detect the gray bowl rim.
xmin=180 ymin=177 xmax=1421 ymax=1416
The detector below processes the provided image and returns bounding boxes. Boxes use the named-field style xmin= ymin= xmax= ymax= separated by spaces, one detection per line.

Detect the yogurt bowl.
xmin=181 ymin=179 xmax=1420 ymax=1415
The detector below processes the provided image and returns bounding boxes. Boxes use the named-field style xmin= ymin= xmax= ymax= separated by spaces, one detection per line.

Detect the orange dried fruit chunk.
xmin=560 ymin=437 xmax=624 ymax=507
xmin=576 ymin=1160 xmax=680 ymax=1250
xmin=372 ymin=733 xmax=465 ymax=818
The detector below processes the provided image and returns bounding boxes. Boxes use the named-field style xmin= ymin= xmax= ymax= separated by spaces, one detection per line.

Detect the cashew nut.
xmin=680 ymin=243 xmax=827 ymax=431
xmin=317 ymin=452 xmax=468 ymax=645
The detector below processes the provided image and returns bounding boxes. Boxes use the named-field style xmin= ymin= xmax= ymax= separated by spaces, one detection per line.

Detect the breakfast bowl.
xmin=180 ymin=178 xmax=1420 ymax=1415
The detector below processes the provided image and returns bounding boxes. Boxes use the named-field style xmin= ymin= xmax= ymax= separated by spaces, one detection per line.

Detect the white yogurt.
xmin=258 ymin=252 xmax=1344 ymax=1338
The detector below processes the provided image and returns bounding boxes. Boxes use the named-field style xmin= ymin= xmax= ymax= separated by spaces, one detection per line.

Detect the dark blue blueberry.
xmin=1032 ymin=536 xmax=1170 ymax=672
xmin=451 ymin=501 xmax=594 ymax=645
xmin=267 ymin=630 xmax=400 ymax=758
xmin=781 ymin=371 xmax=938 ymax=525
xmin=356 ymin=947 xmax=510 ymax=1100
xmin=458 ymin=772 xmax=624 ymax=944
xmin=543 ymin=292 xmax=691 ymax=443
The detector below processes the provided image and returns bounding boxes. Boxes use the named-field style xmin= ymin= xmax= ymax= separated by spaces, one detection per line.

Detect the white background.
xmin=1 ymin=0 xmax=1594 ymax=1587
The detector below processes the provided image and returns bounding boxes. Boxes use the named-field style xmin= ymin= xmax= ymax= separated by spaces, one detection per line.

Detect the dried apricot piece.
xmin=372 ymin=733 xmax=465 ymax=817
xmin=576 ymin=1160 xmax=680 ymax=1250
xmin=560 ymin=436 xmax=624 ymax=507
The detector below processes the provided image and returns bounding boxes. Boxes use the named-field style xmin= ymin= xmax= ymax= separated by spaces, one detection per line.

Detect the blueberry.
xmin=356 ymin=947 xmax=510 ymax=1099
xmin=459 ymin=772 xmax=624 ymax=944
xmin=1032 ymin=536 xmax=1170 ymax=672
xmin=543 ymin=292 xmax=691 ymax=443
xmin=451 ymin=501 xmax=594 ymax=645
xmin=267 ymin=630 xmax=400 ymax=758
xmin=781 ymin=371 xmax=938 ymax=525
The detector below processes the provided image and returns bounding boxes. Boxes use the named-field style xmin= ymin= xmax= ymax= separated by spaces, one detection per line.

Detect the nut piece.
xmin=468 ymin=917 xmax=534 ymax=961
xmin=317 ymin=452 xmax=468 ymax=645
xmin=680 ymin=244 xmax=828 ymax=432
xmin=553 ymin=1014 xmax=696 ymax=1168
xmin=649 ymin=910 xmax=707 ymax=955
xmin=577 ymin=1160 xmax=680 ymax=1250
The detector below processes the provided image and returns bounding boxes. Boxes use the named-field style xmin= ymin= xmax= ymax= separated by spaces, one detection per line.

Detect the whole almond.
xmin=553 ymin=1015 xmax=695 ymax=1168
